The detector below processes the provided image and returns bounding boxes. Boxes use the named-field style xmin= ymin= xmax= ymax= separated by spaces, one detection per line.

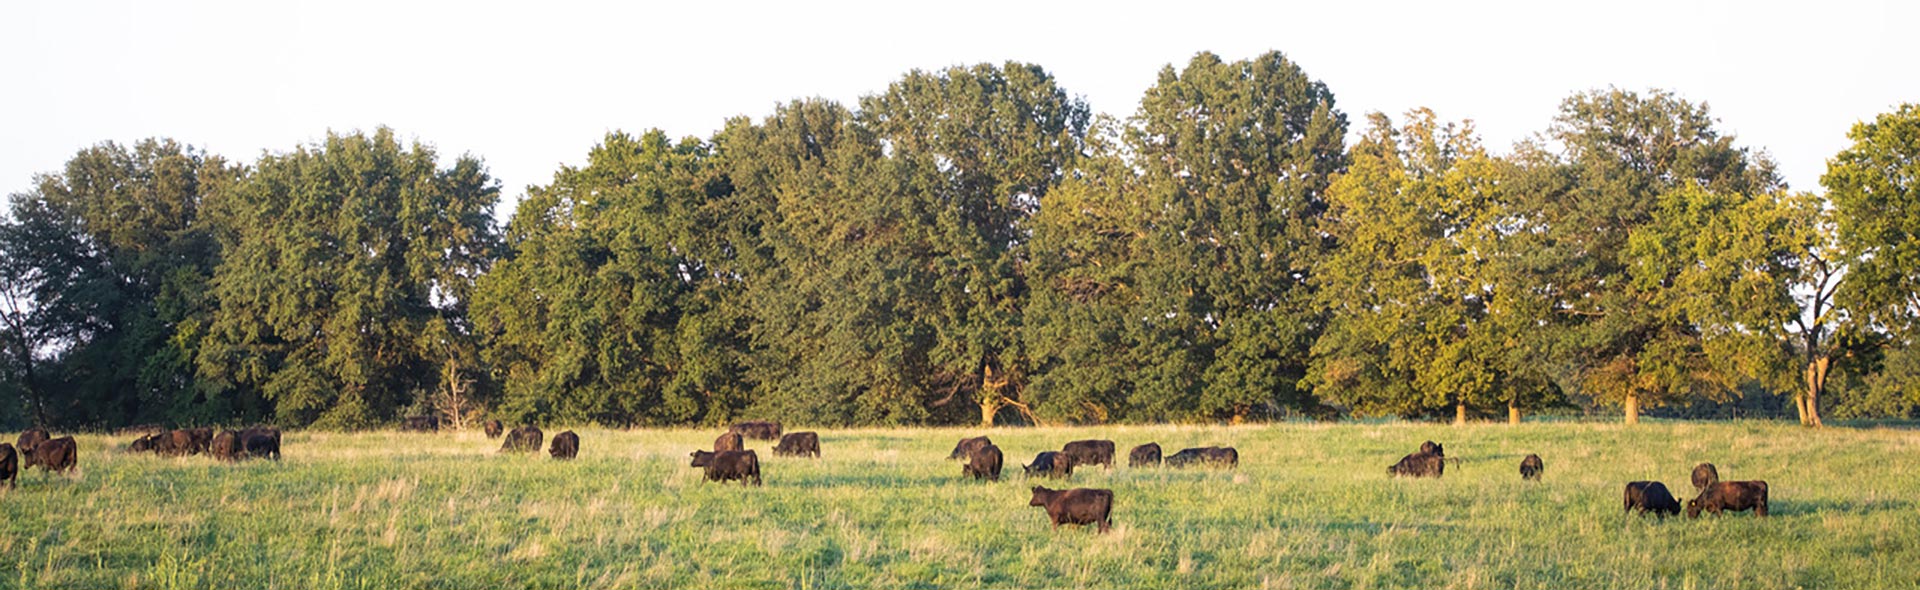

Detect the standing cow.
xmin=714 ymin=432 xmax=745 ymax=453
xmin=964 ymin=444 xmax=1003 ymax=482
xmin=1389 ymin=448 xmax=1443 ymax=478
xmin=16 ymin=428 xmax=48 ymax=455
xmin=1060 ymin=440 xmax=1115 ymax=470
xmin=240 ymin=426 xmax=283 ymax=460
xmin=1167 ymin=446 xmax=1239 ymax=469
xmin=25 ymin=436 xmax=77 ymax=475
xmin=1023 ymin=451 xmax=1072 ymax=478
xmin=0 ymin=443 xmax=15 ymax=488
xmin=1624 ymin=481 xmax=1683 ymax=517
xmin=1128 ymin=443 xmax=1162 ymax=467
xmin=1029 ymin=486 xmax=1114 ymax=533
xmin=772 ymin=432 xmax=820 ymax=458
xmin=728 ymin=421 xmax=783 ymax=441
xmin=549 ymin=431 xmax=580 ymax=460
xmin=210 ymin=430 xmax=242 ymax=462
xmin=484 ymin=420 xmax=504 ymax=439
xmin=948 ymin=436 xmax=993 ymax=460
xmin=1687 ymin=481 xmax=1769 ymax=518
xmin=500 ymin=426 xmax=544 ymax=453
xmin=1691 ymin=463 xmax=1720 ymax=491
xmin=690 ymin=450 xmax=762 ymax=486
xmin=1519 ymin=454 xmax=1544 ymax=481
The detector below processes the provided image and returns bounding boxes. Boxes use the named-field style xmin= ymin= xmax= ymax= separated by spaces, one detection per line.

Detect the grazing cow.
xmin=1420 ymin=441 xmax=1445 ymax=457
xmin=1129 ymin=443 xmax=1162 ymax=467
xmin=1061 ymin=440 xmax=1116 ymax=470
xmin=948 ymin=436 xmax=993 ymax=460
xmin=186 ymin=428 xmax=214 ymax=455
xmin=964 ymin=444 xmax=1003 ymax=481
xmin=693 ymin=449 xmax=762 ymax=486
xmin=714 ymin=432 xmax=745 ymax=453
xmin=0 ymin=443 xmax=15 ymax=488
xmin=1687 ymin=481 xmax=1769 ymax=518
xmin=1520 ymin=454 xmax=1544 ymax=481
xmin=1691 ymin=463 xmax=1719 ymax=491
xmin=1624 ymin=481 xmax=1682 ymax=517
xmin=16 ymin=428 xmax=48 ymax=455
xmin=772 ymin=432 xmax=821 ymax=458
xmin=1029 ymin=486 xmax=1114 ymax=533
xmin=402 ymin=415 xmax=439 ymax=432
xmin=549 ymin=431 xmax=579 ymax=460
xmin=25 ymin=436 xmax=77 ymax=475
xmin=210 ymin=430 xmax=242 ymax=461
xmin=1023 ymin=451 xmax=1072 ymax=478
xmin=728 ymin=420 xmax=783 ymax=441
xmin=128 ymin=433 xmax=157 ymax=453
xmin=1388 ymin=450 xmax=1444 ymax=478
xmin=500 ymin=426 xmax=543 ymax=453
xmin=240 ymin=426 xmax=282 ymax=460
xmin=484 ymin=419 xmax=504 ymax=439
xmin=1166 ymin=446 xmax=1239 ymax=468
xmin=161 ymin=429 xmax=198 ymax=456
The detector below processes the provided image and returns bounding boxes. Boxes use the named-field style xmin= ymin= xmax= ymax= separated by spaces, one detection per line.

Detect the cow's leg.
xmin=1756 ymin=501 xmax=1768 ymax=517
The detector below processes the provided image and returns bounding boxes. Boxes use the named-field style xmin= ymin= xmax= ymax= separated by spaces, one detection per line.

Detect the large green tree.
xmin=0 ymin=139 xmax=236 ymax=427
xmin=1518 ymin=89 xmax=1780 ymax=423
xmin=197 ymin=129 xmax=499 ymax=428
xmin=1817 ymin=103 xmax=1920 ymax=425
xmin=1311 ymin=110 xmax=1558 ymax=423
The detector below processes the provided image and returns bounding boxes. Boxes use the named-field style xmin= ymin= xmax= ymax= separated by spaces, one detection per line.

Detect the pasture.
xmin=2 ymin=422 xmax=1916 ymax=589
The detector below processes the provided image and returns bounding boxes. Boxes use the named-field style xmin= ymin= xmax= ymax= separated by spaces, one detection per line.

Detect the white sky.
xmin=3 ymin=0 xmax=1915 ymax=211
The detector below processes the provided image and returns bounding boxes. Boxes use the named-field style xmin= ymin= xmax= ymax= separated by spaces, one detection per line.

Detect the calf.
xmin=948 ymin=436 xmax=993 ymax=460
xmin=1060 ymin=439 xmax=1116 ymax=470
xmin=240 ymin=426 xmax=282 ymax=460
xmin=728 ymin=420 xmax=783 ymax=441
xmin=693 ymin=449 xmax=762 ymax=486
xmin=964 ymin=444 xmax=1003 ymax=481
xmin=500 ymin=426 xmax=543 ymax=453
xmin=1029 ymin=486 xmax=1114 ymax=533
xmin=714 ymin=432 xmax=745 ymax=453
xmin=1167 ymin=446 xmax=1239 ymax=468
xmin=16 ymin=428 xmax=48 ymax=455
xmin=1023 ymin=451 xmax=1072 ymax=478
xmin=1388 ymin=451 xmax=1444 ymax=478
xmin=1624 ymin=481 xmax=1682 ymax=517
xmin=1129 ymin=443 xmax=1162 ymax=467
xmin=210 ymin=430 xmax=242 ymax=462
xmin=549 ymin=431 xmax=579 ymax=460
xmin=772 ymin=432 xmax=820 ymax=458
xmin=25 ymin=436 xmax=77 ymax=475
xmin=1520 ymin=454 xmax=1544 ymax=481
xmin=0 ymin=443 xmax=15 ymax=488
xmin=1691 ymin=463 xmax=1719 ymax=491
xmin=1687 ymin=481 xmax=1768 ymax=518
xmin=484 ymin=419 xmax=504 ymax=439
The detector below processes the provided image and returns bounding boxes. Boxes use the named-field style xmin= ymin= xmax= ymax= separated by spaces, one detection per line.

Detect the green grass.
xmin=2 ymin=422 xmax=1917 ymax=589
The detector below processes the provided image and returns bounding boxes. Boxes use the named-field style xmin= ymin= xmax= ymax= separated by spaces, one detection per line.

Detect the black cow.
xmin=1061 ymin=440 xmax=1116 ymax=470
xmin=1520 ymin=454 xmax=1544 ymax=481
xmin=1624 ymin=481 xmax=1682 ymax=517
xmin=948 ymin=436 xmax=993 ymax=460
xmin=240 ymin=426 xmax=282 ymax=460
xmin=1129 ymin=443 xmax=1162 ymax=467
xmin=714 ymin=432 xmax=745 ymax=453
xmin=728 ymin=421 xmax=783 ymax=441
xmin=16 ymin=428 xmax=48 ymax=455
xmin=1166 ymin=446 xmax=1238 ymax=468
xmin=186 ymin=428 xmax=214 ymax=455
xmin=484 ymin=419 xmax=504 ymax=439
xmin=772 ymin=432 xmax=820 ymax=458
xmin=1389 ymin=450 xmax=1444 ymax=478
xmin=1691 ymin=463 xmax=1720 ymax=491
xmin=128 ymin=433 xmax=158 ymax=454
xmin=549 ymin=431 xmax=579 ymax=460
xmin=1688 ymin=481 xmax=1769 ymax=518
xmin=0 ymin=443 xmax=15 ymax=488
xmin=160 ymin=429 xmax=198 ymax=456
xmin=25 ymin=436 xmax=77 ymax=475
xmin=1420 ymin=440 xmax=1445 ymax=457
xmin=1029 ymin=486 xmax=1114 ymax=533
xmin=402 ymin=415 xmax=440 ymax=432
xmin=1023 ymin=451 xmax=1072 ymax=478
xmin=691 ymin=449 xmax=762 ymax=486
xmin=210 ymin=430 xmax=242 ymax=462
xmin=500 ymin=426 xmax=543 ymax=453
xmin=964 ymin=444 xmax=1003 ymax=481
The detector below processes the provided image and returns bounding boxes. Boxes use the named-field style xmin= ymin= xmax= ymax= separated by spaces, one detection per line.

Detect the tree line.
xmin=3 ymin=52 xmax=1916 ymax=430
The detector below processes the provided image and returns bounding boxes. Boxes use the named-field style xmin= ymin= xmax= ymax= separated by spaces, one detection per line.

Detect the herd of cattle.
xmin=0 ymin=422 xmax=1771 ymax=532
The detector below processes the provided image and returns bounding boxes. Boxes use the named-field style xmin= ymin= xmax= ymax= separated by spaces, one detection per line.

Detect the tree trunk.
xmin=979 ymin=397 xmax=1001 ymax=428
xmin=1624 ymin=393 xmax=1640 ymax=425
xmin=1804 ymin=355 xmax=1830 ymax=428
xmin=1454 ymin=403 xmax=1467 ymax=425
xmin=1794 ymin=394 xmax=1810 ymax=426
xmin=1508 ymin=399 xmax=1520 ymax=425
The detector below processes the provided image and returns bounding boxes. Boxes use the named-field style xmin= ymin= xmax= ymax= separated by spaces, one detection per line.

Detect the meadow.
xmin=2 ymin=421 xmax=1917 ymax=589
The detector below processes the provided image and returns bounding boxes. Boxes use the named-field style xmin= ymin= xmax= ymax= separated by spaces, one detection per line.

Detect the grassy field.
xmin=2 ymin=421 xmax=1917 ymax=589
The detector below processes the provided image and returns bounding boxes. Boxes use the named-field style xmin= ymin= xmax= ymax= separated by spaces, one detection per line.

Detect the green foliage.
xmin=1826 ymin=104 xmax=1920 ymax=340
xmin=197 ymin=129 xmax=499 ymax=428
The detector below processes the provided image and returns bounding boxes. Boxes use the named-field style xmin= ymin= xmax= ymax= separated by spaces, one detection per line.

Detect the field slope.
xmin=2 ymin=422 xmax=1916 ymax=589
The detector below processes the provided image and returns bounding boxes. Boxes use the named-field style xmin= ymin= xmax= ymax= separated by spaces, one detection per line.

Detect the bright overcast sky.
xmin=3 ymin=0 xmax=1915 ymax=210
